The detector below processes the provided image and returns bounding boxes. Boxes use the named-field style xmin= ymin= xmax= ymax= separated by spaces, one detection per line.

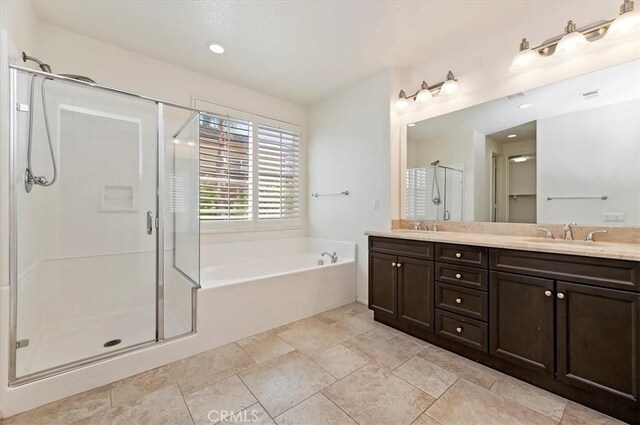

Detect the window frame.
xmin=194 ymin=101 xmax=303 ymax=234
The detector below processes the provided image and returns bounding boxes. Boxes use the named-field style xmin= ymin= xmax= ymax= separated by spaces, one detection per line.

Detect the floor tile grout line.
xmin=321 ymin=388 xmax=364 ymax=425
xmin=270 ymin=361 xmax=370 ymax=421
xmin=235 ymin=371 xmax=278 ymax=421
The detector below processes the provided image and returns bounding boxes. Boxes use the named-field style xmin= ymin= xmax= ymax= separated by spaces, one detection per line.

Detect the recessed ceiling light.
xmin=408 ymin=123 xmax=416 ymax=127
xmin=207 ymin=42 xmax=226 ymax=54
xmin=507 ymin=134 xmax=517 ymax=138
xmin=518 ymin=103 xmax=533 ymax=109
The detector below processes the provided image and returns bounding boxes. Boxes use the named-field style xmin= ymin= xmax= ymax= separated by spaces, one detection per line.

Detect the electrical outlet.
xmin=603 ymin=213 xmax=625 ymax=223
xmin=373 ymin=199 xmax=380 ymax=210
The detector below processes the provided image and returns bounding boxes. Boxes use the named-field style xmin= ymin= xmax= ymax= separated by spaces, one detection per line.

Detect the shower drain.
xmin=103 ymin=339 xmax=122 ymax=348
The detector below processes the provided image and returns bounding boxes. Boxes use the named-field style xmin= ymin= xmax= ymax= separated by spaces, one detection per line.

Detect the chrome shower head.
xmin=22 ymin=52 xmax=51 ymax=73
xmin=22 ymin=52 xmax=96 ymax=84
xmin=431 ymin=160 xmax=440 ymax=166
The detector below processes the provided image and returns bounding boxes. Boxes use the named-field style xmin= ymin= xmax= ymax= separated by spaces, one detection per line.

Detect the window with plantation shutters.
xmin=257 ymin=125 xmax=300 ymax=224
xmin=199 ymin=113 xmax=252 ymax=222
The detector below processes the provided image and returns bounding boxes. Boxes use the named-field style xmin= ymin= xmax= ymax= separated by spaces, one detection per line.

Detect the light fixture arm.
xmin=397 ymin=71 xmax=458 ymax=101
xmin=529 ymin=19 xmax=613 ymax=56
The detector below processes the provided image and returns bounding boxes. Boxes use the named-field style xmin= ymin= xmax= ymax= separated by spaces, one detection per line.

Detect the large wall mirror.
xmin=401 ymin=60 xmax=640 ymax=227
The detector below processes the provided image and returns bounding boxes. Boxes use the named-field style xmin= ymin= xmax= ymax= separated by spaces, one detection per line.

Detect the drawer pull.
xmin=455 ymin=252 xmax=462 ymax=258
xmin=455 ymin=273 xmax=462 ymax=279
xmin=455 ymin=297 xmax=463 ymax=304
xmin=544 ymin=290 xmax=552 ymax=297
xmin=456 ymin=326 xmax=463 ymax=333
xmin=557 ymin=292 xmax=565 ymax=299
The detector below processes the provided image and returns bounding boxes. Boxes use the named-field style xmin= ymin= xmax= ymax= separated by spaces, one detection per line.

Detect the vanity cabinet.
xmin=368 ymin=235 xmax=640 ymax=423
xmin=556 ymin=281 xmax=639 ymax=402
xmin=368 ymin=238 xmax=434 ymax=331
xmin=490 ymin=272 xmax=555 ymax=375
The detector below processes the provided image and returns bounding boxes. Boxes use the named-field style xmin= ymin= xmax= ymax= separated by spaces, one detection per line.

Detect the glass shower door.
xmin=13 ymin=72 xmax=159 ymax=380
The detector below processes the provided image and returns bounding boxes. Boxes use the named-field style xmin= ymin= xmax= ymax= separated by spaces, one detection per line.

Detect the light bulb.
xmin=440 ymin=79 xmax=459 ymax=96
xmin=606 ymin=4 xmax=640 ymax=40
xmin=554 ymin=21 xmax=589 ymax=57
xmin=439 ymin=71 xmax=459 ymax=96
xmin=395 ymin=96 xmax=409 ymax=110
xmin=509 ymin=38 xmax=540 ymax=72
xmin=416 ymin=88 xmax=433 ymax=103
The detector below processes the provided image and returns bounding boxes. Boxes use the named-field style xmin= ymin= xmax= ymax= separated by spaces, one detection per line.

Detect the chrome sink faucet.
xmin=562 ymin=222 xmax=577 ymax=240
xmin=585 ymin=230 xmax=608 ymax=242
xmin=412 ymin=221 xmax=427 ymax=231
xmin=536 ymin=228 xmax=554 ymax=239
xmin=321 ymin=251 xmax=338 ymax=263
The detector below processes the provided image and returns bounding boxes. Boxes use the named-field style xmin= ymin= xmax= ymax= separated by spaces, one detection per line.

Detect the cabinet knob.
xmin=397 ymin=263 xmax=402 ymax=268
xmin=455 ymin=298 xmax=463 ymax=304
xmin=455 ymin=252 xmax=462 ymax=258
xmin=392 ymin=262 xmax=396 ymax=267
xmin=557 ymin=292 xmax=565 ymax=299
xmin=455 ymin=273 xmax=462 ymax=279
xmin=456 ymin=326 xmax=463 ymax=333
xmin=544 ymin=290 xmax=552 ymax=297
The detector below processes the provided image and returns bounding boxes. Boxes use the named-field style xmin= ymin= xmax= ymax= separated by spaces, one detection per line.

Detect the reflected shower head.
xmin=431 ymin=160 xmax=440 ymax=166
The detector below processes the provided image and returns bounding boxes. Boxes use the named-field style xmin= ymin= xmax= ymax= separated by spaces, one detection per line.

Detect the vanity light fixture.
xmin=507 ymin=134 xmax=517 ymax=138
xmin=509 ymin=0 xmax=639 ymax=71
xmin=395 ymin=71 xmax=459 ymax=110
xmin=518 ymin=103 xmax=533 ymax=109
xmin=511 ymin=156 xmax=528 ymax=163
xmin=408 ymin=123 xmax=416 ymax=127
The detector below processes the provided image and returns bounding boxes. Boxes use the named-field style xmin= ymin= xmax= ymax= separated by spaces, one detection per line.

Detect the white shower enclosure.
xmin=406 ymin=165 xmax=463 ymax=221
xmin=9 ymin=67 xmax=201 ymax=384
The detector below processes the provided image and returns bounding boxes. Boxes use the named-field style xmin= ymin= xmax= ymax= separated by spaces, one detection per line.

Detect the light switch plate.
xmin=603 ymin=213 xmax=625 ymax=223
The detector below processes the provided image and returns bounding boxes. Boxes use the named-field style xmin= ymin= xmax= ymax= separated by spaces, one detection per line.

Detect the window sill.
xmin=200 ymin=224 xmax=303 ymax=235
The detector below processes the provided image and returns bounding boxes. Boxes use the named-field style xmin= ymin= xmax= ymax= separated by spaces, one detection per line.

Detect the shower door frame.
xmin=7 ymin=66 xmax=201 ymax=386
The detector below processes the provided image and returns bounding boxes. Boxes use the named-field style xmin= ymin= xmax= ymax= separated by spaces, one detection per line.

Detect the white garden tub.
xmin=195 ymin=237 xmax=357 ymax=348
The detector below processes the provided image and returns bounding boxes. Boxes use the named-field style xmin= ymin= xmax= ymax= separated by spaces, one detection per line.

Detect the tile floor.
xmin=1 ymin=303 xmax=626 ymax=425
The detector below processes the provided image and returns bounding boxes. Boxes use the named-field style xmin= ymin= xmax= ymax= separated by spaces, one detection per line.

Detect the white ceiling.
xmin=31 ymin=0 xmax=619 ymax=106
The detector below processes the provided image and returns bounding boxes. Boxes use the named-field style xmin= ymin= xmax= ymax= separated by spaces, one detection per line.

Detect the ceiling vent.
xmin=507 ymin=92 xmax=526 ymax=100
xmin=580 ymin=90 xmax=600 ymax=99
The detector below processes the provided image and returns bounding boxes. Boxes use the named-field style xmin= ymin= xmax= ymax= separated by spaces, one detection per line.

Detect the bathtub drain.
xmin=103 ymin=339 xmax=122 ymax=348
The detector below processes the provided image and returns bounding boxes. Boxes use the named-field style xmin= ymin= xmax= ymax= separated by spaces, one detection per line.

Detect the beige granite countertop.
xmin=365 ymin=229 xmax=640 ymax=262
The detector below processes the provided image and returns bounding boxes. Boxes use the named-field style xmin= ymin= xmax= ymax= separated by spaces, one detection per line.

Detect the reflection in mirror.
xmin=402 ymin=60 xmax=640 ymax=227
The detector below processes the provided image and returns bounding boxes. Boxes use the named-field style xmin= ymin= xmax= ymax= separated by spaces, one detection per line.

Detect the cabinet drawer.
xmin=436 ymin=243 xmax=488 ymax=268
xmin=435 ymin=282 xmax=488 ymax=321
xmin=435 ymin=309 xmax=488 ymax=352
xmin=436 ymin=262 xmax=488 ymax=290
xmin=490 ymin=249 xmax=640 ymax=292
xmin=369 ymin=237 xmax=433 ymax=260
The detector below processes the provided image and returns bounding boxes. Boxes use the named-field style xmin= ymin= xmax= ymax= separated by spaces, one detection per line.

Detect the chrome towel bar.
xmin=311 ymin=190 xmax=349 ymax=198
xmin=546 ymin=195 xmax=608 ymax=200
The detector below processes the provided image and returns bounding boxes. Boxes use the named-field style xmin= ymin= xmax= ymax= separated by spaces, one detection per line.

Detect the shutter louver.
xmin=258 ymin=125 xmax=300 ymax=221
xmin=199 ymin=114 xmax=252 ymax=222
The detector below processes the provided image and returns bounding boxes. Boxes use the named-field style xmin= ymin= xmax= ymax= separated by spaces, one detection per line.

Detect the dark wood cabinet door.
xmin=490 ymin=272 xmax=555 ymax=375
xmin=556 ymin=281 xmax=639 ymax=402
xmin=369 ymin=252 xmax=397 ymax=318
xmin=397 ymin=256 xmax=434 ymax=332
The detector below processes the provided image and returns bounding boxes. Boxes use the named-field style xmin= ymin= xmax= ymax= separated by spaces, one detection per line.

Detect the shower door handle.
xmin=146 ymin=211 xmax=153 ymax=235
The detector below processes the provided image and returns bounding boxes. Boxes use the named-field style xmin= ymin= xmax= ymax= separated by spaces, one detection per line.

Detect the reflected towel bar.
xmin=546 ymin=195 xmax=608 ymax=200
xmin=312 ymin=190 xmax=349 ymax=198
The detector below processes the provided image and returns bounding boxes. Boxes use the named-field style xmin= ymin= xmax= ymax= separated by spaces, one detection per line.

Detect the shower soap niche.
xmin=101 ymin=185 xmax=137 ymax=212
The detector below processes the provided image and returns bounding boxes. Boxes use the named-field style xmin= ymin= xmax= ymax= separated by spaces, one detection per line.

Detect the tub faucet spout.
xmin=321 ymin=251 xmax=338 ymax=263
